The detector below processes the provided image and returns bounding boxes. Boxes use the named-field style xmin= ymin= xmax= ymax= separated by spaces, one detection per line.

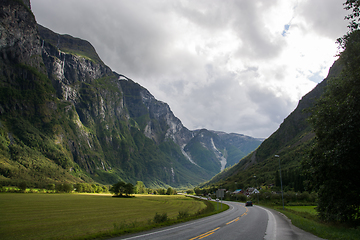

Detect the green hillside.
xmin=202 ymin=59 xmax=344 ymax=191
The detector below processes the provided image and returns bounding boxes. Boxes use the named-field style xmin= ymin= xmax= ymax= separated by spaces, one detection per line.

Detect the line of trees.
xmin=304 ymin=0 xmax=360 ymax=225
xmin=110 ymin=181 xmax=178 ymax=197
xmin=275 ymin=169 xmax=305 ymax=192
xmin=110 ymin=181 xmax=134 ymax=197
xmin=133 ymin=181 xmax=177 ymax=195
xmin=0 ymin=182 xmax=109 ymax=193
xmin=47 ymin=183 xmax=108 ymax=193
xmin=1 ymin=180 xmax=178 ymax=196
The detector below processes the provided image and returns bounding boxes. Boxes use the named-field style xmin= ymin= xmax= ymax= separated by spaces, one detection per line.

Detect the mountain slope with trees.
xmin=305 ymin=29 xmax=360 ymax=224
xmin=0 ymin=0 xmax=261 ymax=189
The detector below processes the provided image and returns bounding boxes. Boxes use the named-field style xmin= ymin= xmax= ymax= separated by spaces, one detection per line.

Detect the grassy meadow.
xmin=0 ymin=193 xmax=210 ymax=240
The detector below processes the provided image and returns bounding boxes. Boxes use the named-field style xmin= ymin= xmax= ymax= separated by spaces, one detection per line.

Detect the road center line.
xmin=226 ymin=217 xmax=239 ymax=225
xmin=190 ymin=204 xmax=248 ymax=239
xmin=121 ymin=201 xmax=239 ymax=240
xmin=189 ymin=227 xmax=220 ymax=240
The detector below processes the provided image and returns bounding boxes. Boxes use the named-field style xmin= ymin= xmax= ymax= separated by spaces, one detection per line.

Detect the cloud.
xmin=296 ymin=0 xmax=348 ymax=40
xmin=31 ymin=0 xmax=349 ymax=138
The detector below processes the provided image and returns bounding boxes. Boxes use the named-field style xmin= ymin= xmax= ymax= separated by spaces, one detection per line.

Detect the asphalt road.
xmin=111 ymin=200 xmax=324 ymax=240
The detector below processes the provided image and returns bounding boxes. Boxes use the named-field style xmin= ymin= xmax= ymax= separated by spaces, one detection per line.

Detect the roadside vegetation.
xmin=275 ymin=206 xmax=360 ymax=240
xmin=0 ymin=192 xmax=227 ymax=240
xmin=243 ymin=194 xmax=359 ymax=240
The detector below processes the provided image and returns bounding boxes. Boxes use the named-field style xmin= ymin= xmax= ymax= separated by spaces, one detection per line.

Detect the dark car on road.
xmin=245 ymin=201 xmax=253 ymax=206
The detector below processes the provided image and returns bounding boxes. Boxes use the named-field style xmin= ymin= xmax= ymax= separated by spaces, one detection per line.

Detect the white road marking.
xmin=257 ymin=206 xmax=277 ymax=240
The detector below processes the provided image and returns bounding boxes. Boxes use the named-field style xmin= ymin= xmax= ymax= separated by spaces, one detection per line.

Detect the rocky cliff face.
xmin=37 ymin=25 xmax=207 ymax=186
xmin=0 ymin=0 xmax=41 ymax=68
xmin=0 ymin=0 xmax=261 ymax=188
xmin=119 ymin=78 xmax=194 ymax=147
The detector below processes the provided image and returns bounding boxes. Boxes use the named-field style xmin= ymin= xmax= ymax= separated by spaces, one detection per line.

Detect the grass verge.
xmin=270 ymin=205 xmax=360 ymax=240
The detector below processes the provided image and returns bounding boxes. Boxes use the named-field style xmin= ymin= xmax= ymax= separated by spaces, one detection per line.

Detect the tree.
xmin=47 ymin=183 xmax=55 ymax=191
xmin=194 ymin=187 xmax=201 ymax=195
xmin=338 ymin=0 xmax=360 ymax=48
xmin=157 ymin=188 xmax=166 ymax=195
xmin=344 ymin=0 xmax=360 ymax=32
xmin=75 ymin=183 xmax=84 ymax=192
xmin=166 ymin=187 xmax=173 ymax=195
xmin=18 ymin=182 xmax=27 ymax=192
xmin=124 ymin=183 xmax=134 ymax=196
xmin=110 ymin=181 xmax=126 ymax=196
xmin=63 ymin=183 xmax=74 ymax=193
xmin=91 ymin=184 xmax=97 ymax=193
xmin=134 ymin=181 xmax=146 ymax=194
xmin=306 ymin=30 xmax=360 ymax=224
xmin=110 ymin=181 xmax=134 ymax=197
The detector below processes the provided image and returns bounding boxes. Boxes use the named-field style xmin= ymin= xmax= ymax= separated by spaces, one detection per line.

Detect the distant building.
xmin=244 ymin=187 xmax=259 ymax=196
xmin=233 ymin=189 xmax=244 ymax=194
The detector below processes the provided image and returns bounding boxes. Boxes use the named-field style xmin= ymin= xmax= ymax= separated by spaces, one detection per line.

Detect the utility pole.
xmin=254 ymin=175 xmax=259 ymax=204
xmin=235 ymin=182 xmax=237 ymax=201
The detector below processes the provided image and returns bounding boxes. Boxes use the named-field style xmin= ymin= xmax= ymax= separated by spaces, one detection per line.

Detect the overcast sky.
xmin=31 ymin=0 xmax=349 ymax=138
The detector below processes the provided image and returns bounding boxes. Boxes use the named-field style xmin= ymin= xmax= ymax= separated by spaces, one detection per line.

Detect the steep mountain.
xmin=184 ymin=129 xmax=263 ymax=176
xmin=203 ymin=59 xmax=344 ymax=191
xmin=0 ymin=0 xmax=261 ymax=188
xmin=210 ymin=130 xmax=264 ymax=167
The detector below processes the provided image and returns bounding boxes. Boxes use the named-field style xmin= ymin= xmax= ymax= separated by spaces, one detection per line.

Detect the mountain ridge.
xmin=0 ymin=0 xmax=261 ymax=188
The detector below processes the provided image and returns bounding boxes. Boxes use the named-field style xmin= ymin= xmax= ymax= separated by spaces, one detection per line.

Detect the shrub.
xmin=18 ymin=182 xmax=27 ymax=192
xmin=113 ymin=220 xmax=139 ymax=230
xmin=153 ymin=212 xmax=168 ymax=223
xmin=237 ymin=194 xmax=247 ymax=202
xmin=177 ymin=210 xmax=190 ymax=220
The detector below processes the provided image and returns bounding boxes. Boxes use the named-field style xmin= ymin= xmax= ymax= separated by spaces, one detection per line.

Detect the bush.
xmin=0 ymin=186 xmax=5 ymax=192
xmin=177 ymin=210 xmax=190 ymax=220
xmin=63 ymin=183 xmax=74 ymax=193
xmin=18 ymin=182 xmax=27 ymax=192
xmin=56 ymin=183 xmax=73 ymax=193
xmin=153 ymin=212 xmax=168 ymax=223
xmin=237 ymin=194 xmax=247 ymax=202
xmin=113 ymin=220 xmax=139 ymax=230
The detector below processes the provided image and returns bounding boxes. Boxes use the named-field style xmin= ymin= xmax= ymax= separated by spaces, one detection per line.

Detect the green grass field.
xmin=0 ymin=193 xmax=208 ymax=240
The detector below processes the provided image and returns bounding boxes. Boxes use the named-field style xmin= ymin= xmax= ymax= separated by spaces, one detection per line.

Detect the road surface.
xmin=110 ymin=200 xmax=324 ymax=240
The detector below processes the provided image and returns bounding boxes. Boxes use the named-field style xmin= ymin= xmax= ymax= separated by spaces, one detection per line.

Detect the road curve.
xmin=110 ymin=200 xmax=324 ymax=240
